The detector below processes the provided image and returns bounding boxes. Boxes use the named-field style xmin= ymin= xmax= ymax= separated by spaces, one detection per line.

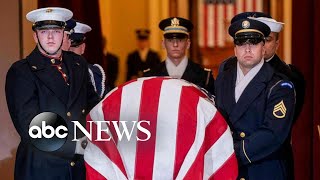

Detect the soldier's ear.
xmin=33 ymin=32 xmax=39 ymax=44
xmin=187 ymin=39 xmax=191 ymax=49
xmin=161 ymin=39 xmax=165 ymax=49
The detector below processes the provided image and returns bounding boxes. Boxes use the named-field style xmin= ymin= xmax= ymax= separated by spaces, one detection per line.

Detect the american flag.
xmin=84 ymin=77 xmax=238 ymax=180
xmin=198 ymin=0 xmax=264 ymax=48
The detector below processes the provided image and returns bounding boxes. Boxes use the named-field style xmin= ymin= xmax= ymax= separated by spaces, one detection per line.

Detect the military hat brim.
xmin=70 ymin=33 xmax=86 ymax=47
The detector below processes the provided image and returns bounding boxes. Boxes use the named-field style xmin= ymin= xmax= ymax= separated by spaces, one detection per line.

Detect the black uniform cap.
xmin=159 ymin=17 xmax=193 ymax=39
xmin=229 ymin=18 xmax=270 ymax=45
xmin=65 ymin=19 xmax=76 ymax=33
xmin=136 ymin=29 xmax=150 ymax=40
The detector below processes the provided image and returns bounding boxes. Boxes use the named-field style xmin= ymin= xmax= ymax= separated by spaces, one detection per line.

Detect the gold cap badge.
xmin=46 ymin=8 xmax=53 ymax=13
xmin=273 ymin=100 xmax=287 ymax=118
xmin=171 ymin=18 xmax=180 ymax=26
xmin=242 ymin=20 xmax=250 ymax=29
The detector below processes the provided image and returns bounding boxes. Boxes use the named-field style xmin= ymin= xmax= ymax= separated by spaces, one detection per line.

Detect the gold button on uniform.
xmin=67 ymin=112 xmax=71 ymax=117
xmin=82 ymin=109 xmax=85 ymax=114
xmin=70 ymin=161 xmax=75 ymax=166
xmin=51 ymin=59 xmax=55 ymax=64
xmin=240 ymin=132 xmax=246 ymax=138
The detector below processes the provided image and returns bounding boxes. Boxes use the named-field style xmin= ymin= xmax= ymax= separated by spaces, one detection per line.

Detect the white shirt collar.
xmin=166 ymin=56 xmax=188 ymax=78
xmin=235 ymin=59 xmax=264 ymax=102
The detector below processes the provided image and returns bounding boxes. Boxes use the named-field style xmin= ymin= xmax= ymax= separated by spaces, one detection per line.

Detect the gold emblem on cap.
xmin=273 ymin=100 xmax=287 ymax=118
xmin=242 ymin=20 xmax=250 ymax=29
xmin=171 ymin=18 xmax=180 ymax=26
xmin=46 ymin=8 xmax=53 ymax=13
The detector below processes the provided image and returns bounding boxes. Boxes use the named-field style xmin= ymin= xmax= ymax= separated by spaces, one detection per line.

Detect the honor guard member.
xmin=5 ymin=7 xmax=100 ymax=180
xmin=61 ymin=18 xmax=76 ymax=51
xmin=215 ymin=18 xmax=296 ymax=180
xmin=219 ymin=12 xmax=305 ymax=125
xmin=126 ymin=29 xmax=161 ymax=80
xmin=143 ymin=17 xmax=215 ymax=95
xmin=69 ymin=21 xmax=107 ymax=98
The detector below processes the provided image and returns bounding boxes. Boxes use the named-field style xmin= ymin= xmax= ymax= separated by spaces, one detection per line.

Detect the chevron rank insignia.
xmin=273 ymin=100 xmax=287 ymax=118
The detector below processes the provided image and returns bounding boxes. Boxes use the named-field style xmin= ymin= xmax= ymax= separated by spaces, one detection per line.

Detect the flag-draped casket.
xmin=84 ymin=77 xmax=238 ymax=180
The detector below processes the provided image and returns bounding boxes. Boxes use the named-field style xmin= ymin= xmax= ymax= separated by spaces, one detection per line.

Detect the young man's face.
xmin=264 ymin=32 xmax=279 ymax=60
xmin=234 ymin=39 xmax=265 ymax=73
xmin=162 ymin=37 xmax=190 ymax=62
xmin=33 ymin=28 xmax=64 ymax=55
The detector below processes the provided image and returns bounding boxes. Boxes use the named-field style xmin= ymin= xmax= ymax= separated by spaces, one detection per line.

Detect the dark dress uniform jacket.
xmin=5 ymin=48 xmax=100 ymax=180
xmin=215 ymin=63 xmax=295 ymax=180
xmin=219 ymin=54 xmax=305 ymax=123
xmin=126 ymin=49 xmax=161 ymax=81
xmin=143 ymin=60 xmax=215 ymax=95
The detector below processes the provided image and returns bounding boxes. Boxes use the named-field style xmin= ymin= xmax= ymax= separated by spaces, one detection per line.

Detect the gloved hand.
xmin=75 ymin=136 xmax=88 ymax=155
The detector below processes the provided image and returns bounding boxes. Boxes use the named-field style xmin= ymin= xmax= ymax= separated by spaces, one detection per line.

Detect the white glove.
xmin=75 ymin=136 xmax=88 ymax=155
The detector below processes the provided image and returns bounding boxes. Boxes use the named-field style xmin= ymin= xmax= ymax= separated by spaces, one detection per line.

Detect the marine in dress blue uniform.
xmin=143 ymin=17 xmax=215 ymax=95
xmin=215 ymin=18 xmax=296 ymax=180
xmin=69 ymin=22 xmax=107 ymax=98
xmin=5 ymin=7 xmax=100 ymax=180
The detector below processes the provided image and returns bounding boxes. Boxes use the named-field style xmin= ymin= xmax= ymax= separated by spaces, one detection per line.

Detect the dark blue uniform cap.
xmin=70 ymin=33 xmax=85 ymax=47
xmin=65 ymin=19 xmax=76 ymax=33
xmin=136 ymin=29 xmax=150 ymax=40
xmin=159 ymin=17 xmax=193 ymax=39
xmin=231 ymin=12 xmax=272 ymax=24
xmin=229 ymin=18 xmax=270 ymax=45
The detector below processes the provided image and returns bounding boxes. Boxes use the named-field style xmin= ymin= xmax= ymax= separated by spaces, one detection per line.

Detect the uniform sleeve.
xmin=234 ymin=81 xmax=295 ymax=165
xmin=86 ymin=64 xmax=101 ymax=110
xmin=5 ymin=65 xmax=40 ymax=142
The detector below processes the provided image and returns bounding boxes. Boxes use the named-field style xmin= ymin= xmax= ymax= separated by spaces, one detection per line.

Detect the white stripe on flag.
xmin=207 ymin=3 xmax=215 ymax=47
xmin=152 ymin=79 xmax=184 ymax=180
xmin=204 ymin=126 xmax=234 ymax=179
xmin=118 ymin=80 xmax=143 ymax=179
xmin=84 ymin=141 xmax=127 ymax=180
xmin=89 ymin=100 xmax=113 ymax=140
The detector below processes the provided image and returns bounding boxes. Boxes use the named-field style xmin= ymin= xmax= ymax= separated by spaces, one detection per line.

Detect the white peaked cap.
xmin=26 ymin=7 xmax=73 ymax=23
xmin=74 ymin=22 xmax=92 ymax=34
xmin=248 ymin=17 xmax=284 ymax=33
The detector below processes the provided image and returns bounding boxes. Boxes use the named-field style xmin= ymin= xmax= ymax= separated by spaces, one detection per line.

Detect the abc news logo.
xmin=29 ymin=112 xmax=151 ymax=152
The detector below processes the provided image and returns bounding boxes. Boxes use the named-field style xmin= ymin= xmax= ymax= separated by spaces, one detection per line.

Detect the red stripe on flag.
xmin=210 ymin=153 xmax=238 ymax=180
xmin=134 ymin=78 xmax=163 ymax=179
xmin=173 ymin=86 xmax=198 ymax=179
xmin=204 ymin=4 xmax=208 ymax=47
xmin=253 ymin=0 xmax=257 ymax=11
xmin=85 ymin=162 xmax=107 ymax=180
xmin=90 ymin=122 xmax=128 ymax=178
xmin=204 ymin=111 xmax=228 ymax=152
xmin=102 ymin=87 xmax=123 ymax=144
xmin=182 ymin=142 xmax=205 ymax=179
